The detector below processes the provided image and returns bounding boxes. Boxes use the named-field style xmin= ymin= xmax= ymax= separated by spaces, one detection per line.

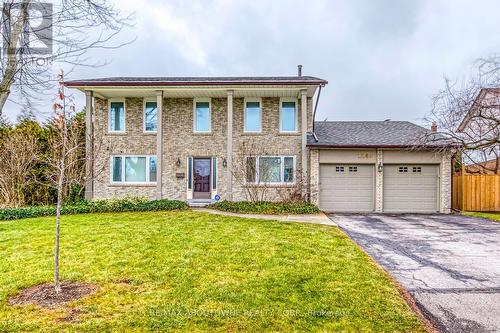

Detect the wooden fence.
xmin=452 ymin=174 xmax=500 ymax=212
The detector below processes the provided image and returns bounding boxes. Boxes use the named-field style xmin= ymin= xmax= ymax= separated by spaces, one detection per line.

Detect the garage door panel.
xmin=383 ymin=165 xmax=438 ymax=213
xmin=319 ymin=164 xmax=374 ymax=212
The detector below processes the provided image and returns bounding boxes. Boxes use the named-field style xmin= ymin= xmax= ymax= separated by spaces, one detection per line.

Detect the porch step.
xmin=187 ymin=199 xmax=213 ymax=207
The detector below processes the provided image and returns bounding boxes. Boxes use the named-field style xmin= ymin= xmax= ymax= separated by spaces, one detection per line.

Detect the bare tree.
xmin=45 ymin=70 xmax=109 ymax=292
xmin=424 ymin=55 xmax=500 ymax=174
xmin=0 ymin=0 xmax=133 ymax=115
xmin=232 ymin=140 xmax=306 ymax=202
xmin=0 ymin=127 xmax=39 ymax=207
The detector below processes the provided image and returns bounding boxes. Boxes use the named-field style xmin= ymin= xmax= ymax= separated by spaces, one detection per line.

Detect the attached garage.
xmin=319 ymin=164 xmax=374 ymax=212
xmin=309 ymin=121 xmax=453 ymax=214
xmin=383 ymin=165 xmax=439 ymax=213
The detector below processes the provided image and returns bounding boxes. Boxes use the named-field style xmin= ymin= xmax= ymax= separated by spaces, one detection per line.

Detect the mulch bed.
xmin=8 ymin=281 xmax=97 ymax=308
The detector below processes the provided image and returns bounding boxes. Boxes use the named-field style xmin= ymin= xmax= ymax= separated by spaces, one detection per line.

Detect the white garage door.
xmin=383 ymin=165 xmax=439 ymax=213
xmin=319 ymin=164 xmax=374 ymax=212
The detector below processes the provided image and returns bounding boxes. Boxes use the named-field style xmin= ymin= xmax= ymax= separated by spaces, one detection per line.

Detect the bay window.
xmin=111 ymin=155 xmax=157 ymax=183
xmin=246 ymin=156 xmax=295 ymax=184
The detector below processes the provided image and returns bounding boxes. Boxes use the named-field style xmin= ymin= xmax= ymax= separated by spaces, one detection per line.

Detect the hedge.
xmin=208 ymin=201 xmax=320 ymax=215
xmin=0 ymin=197 xmax=188 ymax=221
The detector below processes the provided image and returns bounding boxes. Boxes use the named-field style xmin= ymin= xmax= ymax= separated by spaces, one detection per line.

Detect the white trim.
xmin=243 ymin=97 xmax=262 ymax=133
xmin=110 ymin=155 xmax=157 ymax=185
xmin=245 ymin=155 xmax=296 ymax=185
xmin=108 ymin=98 xmax=126 ymax=133
xmin=193 ymin=98 xmax=211 ymax=133
xmin=279 ymin=97 xmax=298 ymax=133
xmin=143 ymin=98 xmax=158 ymax=133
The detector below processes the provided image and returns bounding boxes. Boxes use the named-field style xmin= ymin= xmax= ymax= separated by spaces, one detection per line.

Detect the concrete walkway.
xmin=193 ymin=208 xmax=335 ymax=226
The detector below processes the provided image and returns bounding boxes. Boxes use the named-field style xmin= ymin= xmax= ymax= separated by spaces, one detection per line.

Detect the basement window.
xmin=399 ymin=166 xmax=408 ymax=173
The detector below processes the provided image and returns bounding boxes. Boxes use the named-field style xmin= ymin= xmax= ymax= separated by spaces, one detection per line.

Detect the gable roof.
xmin=458 ymin=87 xmax=500 ymax=132
xmin=64 ymin=76 xmax=328 ymax=87
xmin=308 ymin=121 xmax=448 ymax=148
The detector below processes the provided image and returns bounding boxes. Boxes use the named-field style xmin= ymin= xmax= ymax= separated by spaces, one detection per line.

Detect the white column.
xmin=156 ymin=91 xmax=163 ymax=199
xmin=375 ymin=149 xmax=384 ymax=212
xmin=301 ymin=90 xmax=308 ymax=198
xmin=226 ymin=90 xmax=234 ymax=201
xmin=84 ymin=90 xmax=93 ymax=200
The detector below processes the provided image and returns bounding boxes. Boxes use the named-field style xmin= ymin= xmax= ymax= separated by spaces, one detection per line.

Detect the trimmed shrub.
xmin=208 ymin=201 xmax=320 ymax=215
xmin=0 ymin=197 xmax=188 ymax=221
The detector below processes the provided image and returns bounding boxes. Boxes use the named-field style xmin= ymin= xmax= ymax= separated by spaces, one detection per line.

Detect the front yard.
xmin=463 ymin=212 xmax=500 ymax=222
xmin=0 ymin=211 xmax=425 ymax=332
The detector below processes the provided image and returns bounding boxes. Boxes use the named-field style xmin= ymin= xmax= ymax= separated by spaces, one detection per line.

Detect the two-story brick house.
xmin=66 ymin=73 xmax=453 ymax=213
xmin=65 ymin=75 xmax=324 ymax=204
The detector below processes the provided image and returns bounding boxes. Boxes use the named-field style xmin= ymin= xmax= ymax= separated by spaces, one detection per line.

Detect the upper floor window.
xmin=109 ymin=100 xmax=125 ymax=132
xmin=144 ymin=100 xmax=157 ymax=132
xmin=111 ymin=155 xmax=157 ymax=184
xmin=280 ymin=99 xmax=297 ymax=132
xmin=244 ymin=98 xmax=261 ymax=133
xmin=194 ymin=99 xmax=211 ymax=132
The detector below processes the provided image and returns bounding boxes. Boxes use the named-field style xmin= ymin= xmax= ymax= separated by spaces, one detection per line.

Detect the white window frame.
xmin=243 ymin=97 xmax=262 ymax=133
xmin=143 ymin=98 xmax=158 ymax=133
xmin=279 ymin=97 xmax=298 ymax=133
xmin=108 ymin=98 xmax=126 ymax=133
xmin=193 ymin=98 xmax=211 ymax=133
xmin=110 ymin=155 xmax=157 ymax=185
xmin=245 ymin=155 xmax=296 ymax=185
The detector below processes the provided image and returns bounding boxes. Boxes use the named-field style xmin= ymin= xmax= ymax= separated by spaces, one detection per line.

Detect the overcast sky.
xmin=4 ymin=0 xmax=500 ymax=126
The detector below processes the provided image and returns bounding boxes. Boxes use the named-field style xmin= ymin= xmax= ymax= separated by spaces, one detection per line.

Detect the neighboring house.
xmin=457 ymin=87 xmax=500 ymax=175
xmin=466 ymin=158 xmax=500 ymax=174
xmin=65 ymin=74 xmax=453 ymax=213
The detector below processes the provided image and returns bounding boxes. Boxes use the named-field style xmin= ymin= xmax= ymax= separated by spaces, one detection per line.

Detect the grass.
xmin=208 ymin=200 xmax=320 ymax=215
xmin=463 ymin=211 xmax=500 ymax=222
xmin=0 ymin=211 xmax=425 ymax=332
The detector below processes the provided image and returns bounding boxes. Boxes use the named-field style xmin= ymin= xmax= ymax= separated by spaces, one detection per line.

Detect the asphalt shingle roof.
xmin=308 ymin=121 xmax=443 ymax=147
xmin=65 ymin=76 xmax=327 ymax=86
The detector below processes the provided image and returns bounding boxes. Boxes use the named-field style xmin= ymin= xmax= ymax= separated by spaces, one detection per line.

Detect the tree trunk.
xmin=0 ymin=0 xmax=29 ymax=116
xmin=54 ymin=90 xmax=68 ymax=294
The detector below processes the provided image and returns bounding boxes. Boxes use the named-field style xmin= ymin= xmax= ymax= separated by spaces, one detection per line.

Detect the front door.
xmin=193 ymin=158 xmax=211 ymax=199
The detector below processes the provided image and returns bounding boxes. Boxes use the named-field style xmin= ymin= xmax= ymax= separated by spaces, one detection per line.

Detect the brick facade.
xmin=92 ymin=96 xmax=312 ymax=201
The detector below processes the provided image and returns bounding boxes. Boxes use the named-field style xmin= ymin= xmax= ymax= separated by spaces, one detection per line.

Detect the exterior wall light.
xmin=176 ymin=158 xmax=181 ymax=167
xmin=223 ymin=158 xmax=227 ymax=168
xmin=377 ymin=162 xmax=383 ymax=172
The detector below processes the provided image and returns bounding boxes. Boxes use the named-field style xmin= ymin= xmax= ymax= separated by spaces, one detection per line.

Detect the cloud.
xmin=3 ymin=0 xmax=500 ymax=125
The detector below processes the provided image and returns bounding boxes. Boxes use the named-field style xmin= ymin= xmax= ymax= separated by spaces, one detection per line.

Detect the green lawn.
xmin=463 ymin=211 xmax=500 ymax=222
xmin=0 ymin=211 xmax=425 ymax=332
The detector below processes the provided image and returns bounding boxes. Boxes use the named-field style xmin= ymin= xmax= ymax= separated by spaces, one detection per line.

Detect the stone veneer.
xmin=92 ymin=96 xmax=313 ymax=201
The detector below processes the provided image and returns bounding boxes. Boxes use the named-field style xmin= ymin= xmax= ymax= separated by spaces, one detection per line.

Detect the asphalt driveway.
xmin=329 ymin=214 xmax=500 ymax=333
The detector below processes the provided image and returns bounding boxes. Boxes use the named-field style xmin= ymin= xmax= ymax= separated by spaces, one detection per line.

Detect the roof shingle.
xmin=64 ymin=76 xmax=327 ymax=87
xmin=308 ymin=121 xmax=445 ymax=148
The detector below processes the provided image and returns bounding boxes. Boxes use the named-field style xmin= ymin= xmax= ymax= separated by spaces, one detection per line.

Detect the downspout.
xmin=311 ymin=85 xmax=323 ymax=142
